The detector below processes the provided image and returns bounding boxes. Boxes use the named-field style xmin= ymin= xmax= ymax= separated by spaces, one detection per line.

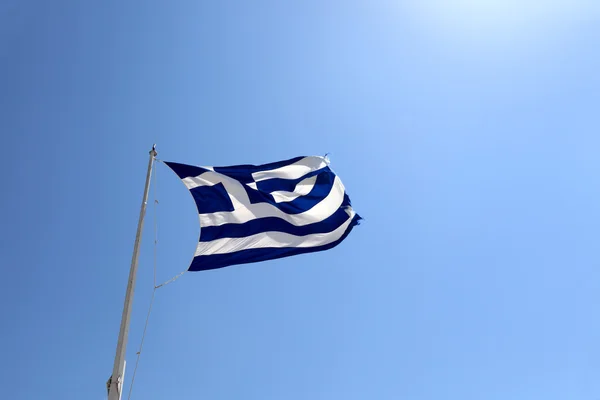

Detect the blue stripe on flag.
xmin=164 ymin=161 xmax=211 ymax=179
xmin=213 ymin=156 xmax=305 ymax=173
xmin=199 ymin=205 xmax=352 ymax=241
xmin=255 ymin=167 xmax=324 ymax=193
xmin=190 ymin=214 xmax=361 ymax=271
xmin=213 ymin=156 xmax=305 ymax=184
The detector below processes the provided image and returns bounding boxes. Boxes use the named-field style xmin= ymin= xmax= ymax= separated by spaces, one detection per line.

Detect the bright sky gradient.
xmin=2 ymin=1 xmax=600 ymax=399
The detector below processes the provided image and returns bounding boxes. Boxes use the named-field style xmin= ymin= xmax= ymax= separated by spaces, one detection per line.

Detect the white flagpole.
xmin=107 ymin=145 xmax=157 ymax=400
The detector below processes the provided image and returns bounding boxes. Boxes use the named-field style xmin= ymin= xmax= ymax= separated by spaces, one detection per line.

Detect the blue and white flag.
xmin=164 ymin=156 xmax=361 ymax=271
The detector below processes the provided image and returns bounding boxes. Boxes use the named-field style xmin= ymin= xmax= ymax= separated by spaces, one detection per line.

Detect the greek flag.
xmin=164 ymin=156 xmax=361 ymax=271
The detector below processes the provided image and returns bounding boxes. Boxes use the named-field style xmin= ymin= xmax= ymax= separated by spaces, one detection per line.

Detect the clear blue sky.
xmin=2 ymin=1 xmax=600 ymax=399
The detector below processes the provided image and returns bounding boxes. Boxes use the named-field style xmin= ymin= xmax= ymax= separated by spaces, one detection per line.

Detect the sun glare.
xmin=404 ymin=0 xmax=598 ymax=33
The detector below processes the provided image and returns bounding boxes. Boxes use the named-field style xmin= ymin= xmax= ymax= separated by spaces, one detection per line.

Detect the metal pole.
xmin=107 ymin=145 xmax=157 ymax=400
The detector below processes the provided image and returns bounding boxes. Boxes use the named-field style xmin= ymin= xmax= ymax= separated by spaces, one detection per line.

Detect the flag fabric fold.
xmin=165 ymin=156 xmax=361 ymax=271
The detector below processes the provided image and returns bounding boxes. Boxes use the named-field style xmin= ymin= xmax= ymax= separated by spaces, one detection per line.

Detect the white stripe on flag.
xmin=195 ymin=209 xmax=356 ymax=256
xmin=251 ymin=156 xmax=328 ymax=182
xmin=271 ymin=175 xmax=318 ymax=203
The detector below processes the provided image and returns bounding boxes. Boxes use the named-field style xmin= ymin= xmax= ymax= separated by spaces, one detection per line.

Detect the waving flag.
xmin=164 ymin=156 xmax=361 ymax=271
